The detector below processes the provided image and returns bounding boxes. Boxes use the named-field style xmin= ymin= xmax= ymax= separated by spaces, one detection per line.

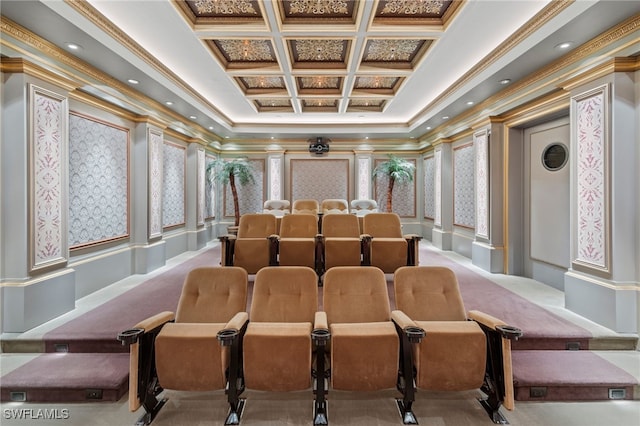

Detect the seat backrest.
xmin=394 ymin=266 xmax=467 ymax=321
xmin=250 ymin=266 xmax=318 ymax=323
xmin=292 ymin=199 xmax=319 ymax=215
xmin=321 ymin=199 xmax=349 ymax=214
xmin=280 ymin=213 xmax=318 ymax=237
xmin=322 ymin=213 xmax=360 ymax=238
xmin=362 ymin=212 xmax=403 ymax=238
xmin=350 ymin=199 xmax=378 ymax=215
xmin=323 ymin=266 xmax=391 ymax=324
xmin=175 ymin=267 xmax=248 ymax=323
xmin=237 ymin=213 xmax=277 ymax=238
xmin=263 ymin=200 xmax=290 ymax=217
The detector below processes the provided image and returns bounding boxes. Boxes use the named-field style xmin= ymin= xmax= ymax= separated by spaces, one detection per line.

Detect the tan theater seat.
xmin=321 ymin=199 xmax=349 ymax=215
xmin=292 ymin=199 xmax=319 ymax=215
xmin=271 ymin=213 xmax=322 ymax=275
xmin=320 ymin=213 xmax=364 ymax=271
xmin=224 ymin=266 xmax=321 ymax=423
xmin=362 ymin=213 xmax=420 ymax=273
xmin=220 ymin=213 xmax=277 ymax=274
xmin=392 ymin=266 xmax=523 ymax=424
xmin=117 ymin=267 xmax=249 ymax=426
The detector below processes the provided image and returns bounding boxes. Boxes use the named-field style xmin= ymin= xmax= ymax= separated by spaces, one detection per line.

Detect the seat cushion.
xmin=155 ymin=323 xmax=227 ymax=391
xmin=324 ymin=237 xmax=361 ymax=269
xmin=279 ymin=238 xmax=316 ymax=268
xmin=370 ymin=238 xmax=407 ymax=273
xmin=330 ymin=322 xmax=398 ymax=391
xmin=234 ymin=238 xmax=271 ymax=274
xmin=243 ymin=322 xmax=312 ymax=391
xmin=414 ymin=321 xmax=486 ymax=391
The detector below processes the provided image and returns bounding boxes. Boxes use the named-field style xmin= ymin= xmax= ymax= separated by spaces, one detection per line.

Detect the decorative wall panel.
xmin=290 ymin=159 xmax=349 ymax=203
xmin=474 ymin=130 xmax=489 ymax=237
xmin=148 ymin=129 xmax=163 ymax=238
xmin=573 ymin=85 xmax=609 ymax=272
xmin=434 ymin=150 xmax=442 ymax=226
xmin=162 ymin=142 xmax=186 ymax=228
xmin=29 ymin=85 xmax=68 ymax=271
xmin=357 ymin=157 xmax=370 ymax=200
xmin=68 ymin=113 xmax=129 ymax=248
xmin=224 ymin=159 xmax=264 ymax=217
xmin=269 ymin=156 xmax=282 ymax=200
xmin=423 ymin=155 xmax=435 ymax=219
xmin=197 ymin=148 xmax=205 ymax=226
xmin=454 ymin=143 xmax=475 ymax=228
xmin=205 ymin=153 xmax=216 ymax=219
xmin=374 ymin=158 xmax=416 ymax=217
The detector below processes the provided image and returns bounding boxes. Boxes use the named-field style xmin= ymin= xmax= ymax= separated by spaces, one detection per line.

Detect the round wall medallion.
xmin=542 ymin=143 xmax=568 ymax=171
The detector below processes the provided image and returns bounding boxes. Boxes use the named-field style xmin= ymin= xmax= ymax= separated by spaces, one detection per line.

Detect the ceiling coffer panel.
xmin=360 ymin=38 xmax=432 ymax=70
xmin=277 ymin=0 xmax=360 ymax=25
xmin=371 ymin=0 xmax=460 ymax=27
xmin=206 ymin=38 xmax=279 ymax=70
xmin=254 ymin=98 xmax=294 ymax=112
xmin=352 ymin=76 xmax=405 ymax=95
xmin=176 ymin=0 xmax=266 ymax=26
xmin=301 ymin=98 xmax=340 ymax=112
xmin=347 ymin=99 xmax=387 ymax=112
xmin=235 ymin=76 xmax=288 ymax=95
xmin=288 ymin=39 xmax=351 ymax=69
xmin=296 ymin=76 xmax=344 ymax=95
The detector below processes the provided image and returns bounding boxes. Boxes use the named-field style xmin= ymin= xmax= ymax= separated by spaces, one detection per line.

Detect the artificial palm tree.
xmin=206 ymin=157 xmax=255 ymax=226
xmin=372 ymin=154 xmax=415 ymax=213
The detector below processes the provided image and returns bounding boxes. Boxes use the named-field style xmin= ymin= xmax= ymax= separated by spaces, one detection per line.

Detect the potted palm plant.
xmin=372 ymin=154 xmax=415 ymax=213
xmin=206 ymin=157 xmax=255 ymax=230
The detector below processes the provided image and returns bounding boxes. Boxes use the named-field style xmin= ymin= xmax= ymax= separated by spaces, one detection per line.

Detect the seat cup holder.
xmin=217 ymin=328 xmax=239 ymax=346
xmin=496 ymin=325 xmax=523 ymax=340
xmin=117 ymin=328 xmax=144 ymax=345
xmin=404 ymin=326 xmax=426 ymax=343
xmin=312 ymin=328 xmax=330 ymax=345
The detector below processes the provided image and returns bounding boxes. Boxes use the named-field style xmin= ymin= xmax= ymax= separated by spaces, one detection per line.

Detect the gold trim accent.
xmin=0 ymin=57 xmax=78 ymax=91
xmin=560 ymin=57 xmax=640 ymax=91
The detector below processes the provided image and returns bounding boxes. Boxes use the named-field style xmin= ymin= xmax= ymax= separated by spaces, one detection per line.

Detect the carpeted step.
xmin=0 ymin=353 xmax=129 ymax=403
xmin=512 ymin=350 xmax=638 ymax=402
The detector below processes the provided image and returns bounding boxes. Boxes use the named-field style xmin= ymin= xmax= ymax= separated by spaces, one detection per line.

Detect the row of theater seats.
xmin=262 ymin=199 xmax=378 ymax=217
xmin=118 ymin=265 xmax=522 ymax=426
xmin=219 ymin=212 xmax=421 ymax=277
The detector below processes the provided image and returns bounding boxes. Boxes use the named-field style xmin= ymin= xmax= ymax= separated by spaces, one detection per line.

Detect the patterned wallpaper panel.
xmin=148 ymin=129 xmax=163 ymax=238
xmin=205 ymin=154 xmax=216 ymax=219
xmin=423 ymin=156 xmax=435 ymax=219
xmin=434 ymin=150 xmax=442 ymax=226
xmin=374 ymin=158 xmax=416 ymax=217
xmin=30 ymin=86 xmax=68 ymax=271
xmin=474 ymin=130 xmax=489 ymax=238
xmin=197 ymin=149 xmax=205 ymax=226
xmin=453 ymin=143 xmax=475 ymax=228
xmin=224 ymin=159 xmax=264 ymax=217
xmin=163 ymin=142 xmax=186 ymax=228
xmin=290 ymin=159 xmax=349 ymax=203
xmin=68 ymin=113 xmax=129 ymax=248
xmin=269 ymin=156 xmax=282 ymax=200
xmin=573 ymin=85 xmax=609 ymax=272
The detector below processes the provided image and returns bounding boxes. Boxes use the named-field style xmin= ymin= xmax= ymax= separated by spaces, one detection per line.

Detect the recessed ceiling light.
xmin=365 ymin=136 xmax=369 ymax=139
xmin=225 ymin=136 xmax=230 ymax=139
xmin=442 ymin=116 xmax=449 ymax=120
xmin=270 ymin=136 xmax=275 ymax=139
xmin=208 ymin=126 xmax=214 ymax=130
xmin=555 ymin=41 xmax=574 ymax=50
xmin=66 ymin=43 xmax=81 ymax=50
xmin=466 ymin=101 xmax=474 ymax=106
xmin=165 ymin=101 xmax=173 ymax=106
xmin=189 ymin=115 xmax=197 ymax=120
xmin=426 ymin=126 xmax=432 ymax=130
xmin=499 ymin=78 xmax=511 ymax=85
xmin=127 ymin=79 xmax=139 ymax=85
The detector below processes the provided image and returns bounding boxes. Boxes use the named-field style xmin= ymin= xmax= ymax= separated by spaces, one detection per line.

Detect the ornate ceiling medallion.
xmin=277 ymin=0 xmax=359 ymax=25
xmin=301 ymin=98 xmax=339 ymax=112
xmin=207 ymin=39 xmax=278 ymax=69
xmin=354 ymin=76 xmax=401 ymax=90
xmin=379 ymin=0 xmax=446 ymax=16
xmin=254 ymin=98 xmax=294 ymax=112
xmin=192 ymin=0 xmax=258 ymax=15
xmin=361 ymin=39 xmax=431 ymax=69
xmin=347 ymin=99 xmax=386 ymax=112
xmin=297 ymin=76 xmax=344 ymax=95
xmin=289 ymin=39 xmax=350 ymax=69
xmin=235 ymin=76 xmax=287 ymax=95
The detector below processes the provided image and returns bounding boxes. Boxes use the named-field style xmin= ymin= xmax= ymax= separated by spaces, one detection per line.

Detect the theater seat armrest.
xmin=391 ymin=310 xmax=425 ymax=342
xmin=117 ymin=311 xmax=174 ymax=345
xmin=225 ymin=311 xmax=249 ymax=331
xmin=219 ymin=234 xmax=237 ymax=242
xmin=268 ymin=234 xmax=280 ymax=240
xmin=314 ymin=311 xmax=328 ymax=331
xmin=468 ymin=310 xmax=522 ymax=340
xmin=312 ymin=312 xmax=330 ymax=345
xmin=403 ymin=234 xmax=422 ymax=240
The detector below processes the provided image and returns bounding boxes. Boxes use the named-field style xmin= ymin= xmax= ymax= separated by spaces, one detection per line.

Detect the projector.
xmin=309 ymin=137 xmax=330 ymax=155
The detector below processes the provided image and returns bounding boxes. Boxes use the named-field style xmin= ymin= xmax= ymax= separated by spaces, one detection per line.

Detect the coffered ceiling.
xmin=2 ymin=1 xmax=639 ymax=145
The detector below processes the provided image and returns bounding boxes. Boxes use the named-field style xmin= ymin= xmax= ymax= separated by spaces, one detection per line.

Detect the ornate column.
xmin=1 ymin=59 xmax=77 ymax=331
xmin=353 ymin=149 xmax=374 ymax=200
xmin=186 ymin=142 xmax=207 ymax=251
xmin=563 ymin=60 xmax=639 ymax=333
xmin=431 ymin=140 xmax=453 ymax=250
xmin=471 ymin=120 xmax=506 ymax=272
